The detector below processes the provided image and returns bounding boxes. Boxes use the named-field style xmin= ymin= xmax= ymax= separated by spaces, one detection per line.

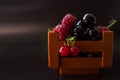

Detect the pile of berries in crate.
xmin=51 ymin=13 xmax=116 ymax=58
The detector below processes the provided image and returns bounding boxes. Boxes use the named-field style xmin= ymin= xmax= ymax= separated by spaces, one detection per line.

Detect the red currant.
xmin=59 ymin=46 xmax=70 ymax=57
xmin=70 ymin=46 xmax=80 ymax=56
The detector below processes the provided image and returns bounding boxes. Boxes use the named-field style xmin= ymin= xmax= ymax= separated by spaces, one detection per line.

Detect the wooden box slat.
xmin=60 ymin=58 xmax=102 ymax=68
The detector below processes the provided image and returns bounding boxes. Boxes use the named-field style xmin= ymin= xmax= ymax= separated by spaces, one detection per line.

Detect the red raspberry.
xmin=62 ymin=14 xmax=76 ymax=28
xmin=58 ymin=25 xmax=68 ymax=40
xmin=53 ymin=24 xmax=72 ymax=41
xmin=97 ymin=26 xmax=110 ymax=32
xmin=61 ymin=24 xmax=72 ymax=35
xmin=59 ymin=33 xmax=67 ymax=41
xmin=53 ymin=24 xmax=62 ymax=33
xmin=59 ymin=46 xmax=70 ymax=57
xmin=70 ymin=46 xmax=80 ymax=56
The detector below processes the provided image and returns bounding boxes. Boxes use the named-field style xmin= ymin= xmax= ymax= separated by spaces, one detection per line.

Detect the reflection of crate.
xmin=48 ymin=31 xmax=113 ymax=75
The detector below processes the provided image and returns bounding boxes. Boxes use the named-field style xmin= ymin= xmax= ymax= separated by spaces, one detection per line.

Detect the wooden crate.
xmin=48 ymin=31 xmax=113 ymax=75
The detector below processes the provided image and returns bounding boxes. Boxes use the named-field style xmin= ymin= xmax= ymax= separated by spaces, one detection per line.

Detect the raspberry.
xmin=70 ymin=46 xmax=80 ymax=56
xmin=59 ymin=33 xmax=67 ymax=41
xmin=59 ymin=46 xmax=70 ymax=57
xmin=53 ymin=24 xmax=62 ymax=33
xmin=62 ymin=24 xmax=72 ymax=34
xmin=53 ymin=24 xmax=72 ymax=41
xmin=97 ymin=26 xmax=110 ymax=32
xmin=62 ymin=14 xmax=76 ymax=28
xmin=58 ymin=25 xmax=69 ymax=40
xmin=53 ymin=13 xmax=77 ymax=41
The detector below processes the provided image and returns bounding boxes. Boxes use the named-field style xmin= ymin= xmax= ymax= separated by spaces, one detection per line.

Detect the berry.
xmin=70 ymin=46 xmax=80 ymax=56
xmin=59 ymin=46 xmax=70 ymax=57
xmin=83 ymin=13 xmax=97 ymax=24
xmin=83 ymin=13 xmax=97 ymax=28
xmin=88 ymin=28 xmax=101 ymax=40
xmin=62 ymin=14 xmax=76 ymax=28
xmin=58 ymin=33 xmax=67 ymax=41
xmin=74 ymin=25 xmax=87 ymax=40
xmin=97 ymin=26 xmax=110 ymax=32
xmin=97 ymin=19 xmax=117 ymax=32
xmin=61 ymin=24 xmax=72 ymax=35
xmin=74 ymin=20 xmax=87 ymax=40
xmin=76 ymin=20 xmax=83 ymax=26
xmin=58 ymin=30 xmax=68 ymax=40
xmin=53 ymin=24 xmax=62 ymax=33
xmin=53 ymin=24 xmax=71 ymax=41
xmin=76 ymin=20 xmax=87 ymax=29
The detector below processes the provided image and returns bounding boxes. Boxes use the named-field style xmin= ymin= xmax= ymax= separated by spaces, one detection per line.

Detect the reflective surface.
xmin=0 ymin=0 xmax=120 ymax=80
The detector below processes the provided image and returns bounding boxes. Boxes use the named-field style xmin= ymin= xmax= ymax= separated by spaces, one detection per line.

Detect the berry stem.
xmin=107 ymin=19 xmax=117 ymax=28
xmin=66 ymin=36 xmax=76 ymax=47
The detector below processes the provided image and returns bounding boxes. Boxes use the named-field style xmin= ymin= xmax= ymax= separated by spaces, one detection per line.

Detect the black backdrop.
xmin=0 ymin=0 xmax=120 ymax=80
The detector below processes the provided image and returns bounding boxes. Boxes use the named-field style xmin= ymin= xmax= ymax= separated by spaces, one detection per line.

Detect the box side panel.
xmin=48 ymin=31 xmax=59 ymax=68
xmin=102 ymin=31 xmax=113 ymax=67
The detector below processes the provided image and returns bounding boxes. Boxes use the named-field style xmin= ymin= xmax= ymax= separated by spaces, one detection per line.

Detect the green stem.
xmin=107 ymin=19 xmax=117 ymax=28
xmin=65 ymin=36 xmax=76 ymax=47
xmin=69 ymin=36 xmax=76 ymax=41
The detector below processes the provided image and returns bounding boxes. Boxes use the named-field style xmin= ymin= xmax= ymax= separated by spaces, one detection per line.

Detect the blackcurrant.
xmin=83 ymin=13 xmax=97 ymax=28
xmin=74 ymin=25 xmax=87 ymax=40
xmin=88 ymin=28 xmax=101 ymax=40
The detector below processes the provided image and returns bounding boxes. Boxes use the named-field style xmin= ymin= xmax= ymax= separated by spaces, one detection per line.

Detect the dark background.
xmin=0 ymin=0 xmax=120 ymax=80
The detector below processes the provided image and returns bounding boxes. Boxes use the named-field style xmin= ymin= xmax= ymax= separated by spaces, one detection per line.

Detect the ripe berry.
xmin=88 ymin=29 xmax=101 ymax=40
xmin=59 ymin=33 xmax=67 ymax=41
xmin=59 ymin=46 xmax=70 ymax=57
xmin=70 ymin=46 xmax=80 ymax=56
xmin=53 ymin=24 xmax=62 ymax=33
xmin=97 ymin=26 xmax=110 ymax=32
xmin=83 ymin=13 xmax=97 ymax=24
xmin=53 ymin=24 xmax=71 ymax=41
xmin=62 ymin=14 xmax=76 ymax=28
xmin=83 ymin=13 xmax=97 ymax=28
xmin=74 ymin=25 xmax=87 ymax=40
xmin=61 ymin=24 xmax=72 ymax=35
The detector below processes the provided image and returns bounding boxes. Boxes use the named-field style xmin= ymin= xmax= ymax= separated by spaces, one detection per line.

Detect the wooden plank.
xmin=60 ymin=68 xmax=100 ymax=75
xmin=60 ymin=58 xmax=102 ymax=68
xmin=48 ymin=31 xmax=59 ymax=68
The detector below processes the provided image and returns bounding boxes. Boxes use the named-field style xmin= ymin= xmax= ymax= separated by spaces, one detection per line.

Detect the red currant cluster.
xmin=59 ymin=45 xmax=80 ymax=57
